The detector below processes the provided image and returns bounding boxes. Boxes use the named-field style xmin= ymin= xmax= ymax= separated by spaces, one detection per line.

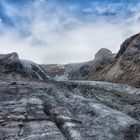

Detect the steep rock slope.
xmin=89 ymin=33 xmax=140 ymax=86
xmin=50 ymin=33 xmax=140 ymax=87
xmin=0 ymin=52 xmax=49 ymax=80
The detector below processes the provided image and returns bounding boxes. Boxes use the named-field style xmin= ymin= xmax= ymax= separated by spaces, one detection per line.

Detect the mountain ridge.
xmin=42 ymin=32 xmax=140 ymax=87
xmin=0 ymin=52 xmax=49 ymax=81
xmin=1 ymin=33 xmax=140 ymax=139
xmin=1 ymin=33 xmax=140 ymax=87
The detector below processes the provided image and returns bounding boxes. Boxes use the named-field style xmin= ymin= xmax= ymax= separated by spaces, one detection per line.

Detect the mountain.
xmin=1 ymin=33 xmax=140 ymax=139
xmin=88 ymin=33 xmax=140 ymax=86
xmin=41 ymin=48 xmax=116 ymax=81
xmin=45 ymin=33 xmax=140 ymax=87
xmin=0 ymin=52 xmax=49 ymax=81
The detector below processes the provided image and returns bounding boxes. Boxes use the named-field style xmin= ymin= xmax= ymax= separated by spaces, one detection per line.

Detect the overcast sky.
xmin=0 ymin=0 xmax=140 ymax=64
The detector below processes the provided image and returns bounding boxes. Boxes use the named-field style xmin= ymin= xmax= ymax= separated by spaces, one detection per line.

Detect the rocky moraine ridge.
xmin=1 ymin=33 xmax=140 ymax=140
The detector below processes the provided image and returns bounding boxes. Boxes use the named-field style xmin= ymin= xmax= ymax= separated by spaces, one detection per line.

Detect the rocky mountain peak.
xmin=0 ymin=52 xmax=19 ymax=62
xmin=95 ymin=48 xmax=112 ymax=60
xmin=116 ymin=33 xmax=140 ymax=58
xmin=6 ymin=52 xmax=19 ymax=62
xmin=0 ymin=52 xmax=49 ymax=80
xmin=0 ymin=52 xmax=23 ymax=73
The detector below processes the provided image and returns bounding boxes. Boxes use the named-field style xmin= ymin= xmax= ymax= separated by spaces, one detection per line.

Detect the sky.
xmin=0 ymin=0 xmax=140 ymax=64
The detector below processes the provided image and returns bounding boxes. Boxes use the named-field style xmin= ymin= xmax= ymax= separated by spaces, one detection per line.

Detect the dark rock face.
xmin=0 ymin=52 xmax=49 ymax=81
xmin=116 ymin=33 xmax=140 ymax=58
xmin=0 ymin=52 xmax=23 ymax=74
xmin=97 ymin=32 xmax=140 ymax=86
xmin=0 ymin=80 xmax=140 ymax=140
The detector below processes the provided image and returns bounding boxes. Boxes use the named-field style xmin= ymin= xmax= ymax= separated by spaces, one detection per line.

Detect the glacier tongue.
xmin=0 ymin=80 xmax=140 ymax=140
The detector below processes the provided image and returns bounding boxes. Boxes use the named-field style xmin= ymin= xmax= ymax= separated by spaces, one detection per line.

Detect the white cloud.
xmin=0 ymin=1 xmax=139 ymax=64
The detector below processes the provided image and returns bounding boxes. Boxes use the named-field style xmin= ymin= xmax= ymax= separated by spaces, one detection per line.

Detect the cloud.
xmin=0 ymin=0 xmax=139 ymax=64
